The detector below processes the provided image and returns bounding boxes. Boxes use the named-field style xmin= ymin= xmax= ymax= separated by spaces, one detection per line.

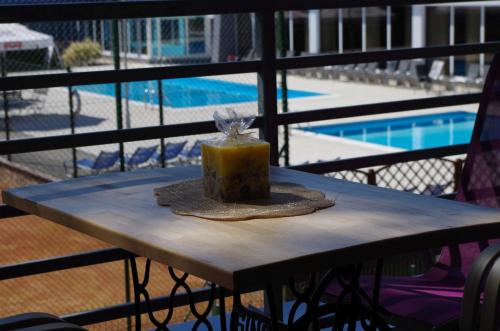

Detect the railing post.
xmin=158 ymin=79 xmax=165 ymax=168
xmin=112 ymin=16 xmax=131 ymax=331
xmin=112 ymin=17 xmax=125 ymax=172
xmin=277 ymin=10 xmax=289 ymax=167
xmin=67 ymin=67 xmax=78 ymax=178
xmin=1 ymin=51 xmax=11 ymax=161
xmin=367 ymin=169 xmax=377 ymax=186
xmin=257 ymin=11 xmax=279 ymax=166
xmin=454 ymin=159 xmax=464 ymax=192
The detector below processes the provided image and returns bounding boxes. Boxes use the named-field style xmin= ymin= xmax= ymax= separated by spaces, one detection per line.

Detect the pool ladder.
xmin=143 ymin=87 xmax=156 ymax=111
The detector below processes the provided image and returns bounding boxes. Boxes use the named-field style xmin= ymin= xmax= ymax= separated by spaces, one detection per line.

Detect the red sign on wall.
xmin=3 ymin=41 xmax=23 ymax=49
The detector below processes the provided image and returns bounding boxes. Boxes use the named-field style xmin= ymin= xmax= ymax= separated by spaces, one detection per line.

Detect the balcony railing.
xmin=0 ymin=0 xmax=498 ymax=328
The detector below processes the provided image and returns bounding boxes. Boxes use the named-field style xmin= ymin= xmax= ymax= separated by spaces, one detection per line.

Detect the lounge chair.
xmin=179 ymin=140 xmax=202 ymax=165
xmin=338 ymin=64 xmax=355 ymax=81
xmin=346 ymin=62 xmax=367 ymax=81
xmin=64 ymin=150 xmax=120 ymax=175
xmin=125 ymin=145 xmax=158 ymax=169
xmin=389 ymin=60 xmax=411 ymax=85
xmin=153 ymin=141 xmax=187 ymax=166
xmin=326 ymin=52 xmax=500 ymax=331
xmin=381 ymin=61 xmax=398 ymax=84
xmin=447 ymin=63 xmax=480 ymax=87
xmin=362 ymin=62 xmax=379 ymax=82
xmin=424 ymin=60 xmax=445 ymax=91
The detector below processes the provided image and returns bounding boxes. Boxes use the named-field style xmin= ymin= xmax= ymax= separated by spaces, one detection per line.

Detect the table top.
xmin=4 ymin=166 xmax=500 ymax=290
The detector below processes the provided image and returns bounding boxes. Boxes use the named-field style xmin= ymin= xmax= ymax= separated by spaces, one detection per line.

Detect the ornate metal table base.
xmin=129 ymin=256 xmax=390 ymax=331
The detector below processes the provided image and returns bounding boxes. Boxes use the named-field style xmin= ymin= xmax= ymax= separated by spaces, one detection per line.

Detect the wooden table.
xmin=4 ymin=166 xmax=500 ymax=330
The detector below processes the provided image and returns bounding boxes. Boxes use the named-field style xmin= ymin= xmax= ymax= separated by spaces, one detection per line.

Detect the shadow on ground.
xmin=1 ymin=113 xmax=105 ymax=131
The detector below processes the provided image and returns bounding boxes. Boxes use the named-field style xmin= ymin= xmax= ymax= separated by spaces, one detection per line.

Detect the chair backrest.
xmin=127 ymin=145 xmax=157 ymax=167
xmin=163 ymin=141 xmax=187 ymax=160
xmin=366 ymin=62 xmax=378 ymax=72
xmin=93 ymin=151 xmax=120 ymax=170
xmin=467 ymin=63 xmax=480 ymax=81
xmin=428 ymin=60 xmax=445 ymax=80
xmin=435 ymin=53 xmax=500 ymax=278
xmin=396 ymin=60 xmax=410 ymax=73
xmin=385 ymin=61 xmax=398 ymax=73
xmin=185 ymin=140 xmax=202 ymax=158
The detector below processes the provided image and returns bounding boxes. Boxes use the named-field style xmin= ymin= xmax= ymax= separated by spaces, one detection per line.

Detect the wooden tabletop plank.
xmin=3 ymin=166 xmax=500 ymax=290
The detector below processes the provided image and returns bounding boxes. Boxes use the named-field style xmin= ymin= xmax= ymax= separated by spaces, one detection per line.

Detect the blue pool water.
xmin=76 ymin=77 xmax=322 ymax=108
xmin=301 ymin=111 xmax=476 ymax=150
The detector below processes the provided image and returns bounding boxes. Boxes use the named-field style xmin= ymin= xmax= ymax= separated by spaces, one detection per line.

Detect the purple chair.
xmin=326 ymin=53 xmax=500 ymax=330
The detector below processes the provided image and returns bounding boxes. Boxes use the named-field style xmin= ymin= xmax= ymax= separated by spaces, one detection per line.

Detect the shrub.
xmin=62 ymin=39 xmax=102 ymax=67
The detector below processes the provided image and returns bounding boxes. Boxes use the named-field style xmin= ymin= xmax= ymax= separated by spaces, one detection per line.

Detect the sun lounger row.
xmin=63 ymin=140 xmax=202 ymax=175
xmin=290 ymin=59 xmax=488 ymax=91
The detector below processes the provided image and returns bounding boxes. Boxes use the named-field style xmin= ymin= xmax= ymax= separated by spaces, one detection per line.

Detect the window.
xmin=161 ymin=19 xmax=180 ymax=44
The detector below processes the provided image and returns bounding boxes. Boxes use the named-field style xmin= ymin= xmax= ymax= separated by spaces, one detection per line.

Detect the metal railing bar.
xmin=0 ymin=248 xmax=131 ymax=280
xmin=0 ymin=0 xmax=481 ymax=23
xmin=278 ymin=93 xmax=481 ymax=125
xmin=2 ymin=43 xmax=498 ymax=92
xmin=0 ymin=204 xmax=27 ymax=218
xmin=277 ymin=42 xmax=500 ymax=70
xmin=0 ymin=0 xmax=267 ymax=23
xmin=0 ymin=89 xmax=478 ymax=155
xmin=63 ymin=287 xmax=233 ymax=326
xmin=0 ymin=61 xmax=262 ymax=91
xmin=0 ymin=121 xmax=216 ymax=155
xmin=289 ymin=144 xmax=468 ymax=173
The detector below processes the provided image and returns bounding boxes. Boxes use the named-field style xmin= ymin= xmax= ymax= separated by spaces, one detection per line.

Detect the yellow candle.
xmin=202 ymin=140 xmax=270 ymax=202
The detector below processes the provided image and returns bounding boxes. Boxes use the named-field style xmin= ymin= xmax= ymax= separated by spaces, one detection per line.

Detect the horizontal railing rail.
xmin=0 ymin=92 xmax=479 ymax=155
xmin=0 ymin=248 xmax=131 ymax=280
xmin=290 ymin=144 xmax=468 ymax=174
xmin=0 ymin=0 xmax=484 ymax=23
xmin=2 ymin=43 xmax=499 ymax=91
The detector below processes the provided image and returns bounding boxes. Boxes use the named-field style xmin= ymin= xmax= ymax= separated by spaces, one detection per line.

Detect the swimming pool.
xmin=301 ymin=111 xmax=476 ymax=150
xmin=76 ymin=77 xmax=322 ymax=108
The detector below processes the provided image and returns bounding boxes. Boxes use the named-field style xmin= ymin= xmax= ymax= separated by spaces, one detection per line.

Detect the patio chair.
xmin=338 ymin=64 xmax=355 ymax=81
xmin=125 ymin=145 xmax=158 ymax=169
xmin=0 ymin=312 xmax=86 ymax=330
xmin=153 ymin=141 xmax=187 ymax=166
xmin=360 ymin=62 xmax=379 ymax=82
xmin=346 ymin=63 xmax=367 ymax=81
xmin=448 ymin=63 xmax=480 ymax=86
xmin=423 ymin=60 xmax=445 ymax=91
xmin=179 ymin=140 xmax=202 ymax=165
xmin=381 ymin=61 xmax=398 ymax=84
xmin=30 ymin=88 xmax=49 ymax=113
xmin=64 ymin=150 xmax=120 ymax=175
xmin=326 ymin=52 xmax=500 ymax=330
xmin=389 ymin=60 xmax=411 ymax=85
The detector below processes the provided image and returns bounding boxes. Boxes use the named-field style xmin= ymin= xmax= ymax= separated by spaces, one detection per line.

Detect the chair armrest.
xmin=460 ymin=243 xmax=500 ymax=330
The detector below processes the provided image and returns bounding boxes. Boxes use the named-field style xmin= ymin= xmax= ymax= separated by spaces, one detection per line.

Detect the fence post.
xmin=112 ymin=18 xmax=125 ymax=172
xmin=1 ymin=52 xmax=11 ymax=161
xmin=158 ymin=80 xmax=165 ymax=168
xmin=112 ymin=17 xmax=131 ymax=331
xmin=277 ymin=10 xmax=289 ymax=166
xmin=454 ymin=159 xmax=464 ymax=192
xmin=367 ymin=169 xmax=377 ymax=186
xmin=67 ymin=67 xmax=78 ymax=178
xmin=257 ymin=11 xmax=279 ymax=166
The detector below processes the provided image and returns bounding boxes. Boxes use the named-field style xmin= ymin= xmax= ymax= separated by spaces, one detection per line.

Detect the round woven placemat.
xmin=154 ymin=179 xmax=334 ymax=221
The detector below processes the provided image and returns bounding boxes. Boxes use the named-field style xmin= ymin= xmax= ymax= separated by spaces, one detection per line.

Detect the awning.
xmin=0 ymin=23 xmax=54 ymax=52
